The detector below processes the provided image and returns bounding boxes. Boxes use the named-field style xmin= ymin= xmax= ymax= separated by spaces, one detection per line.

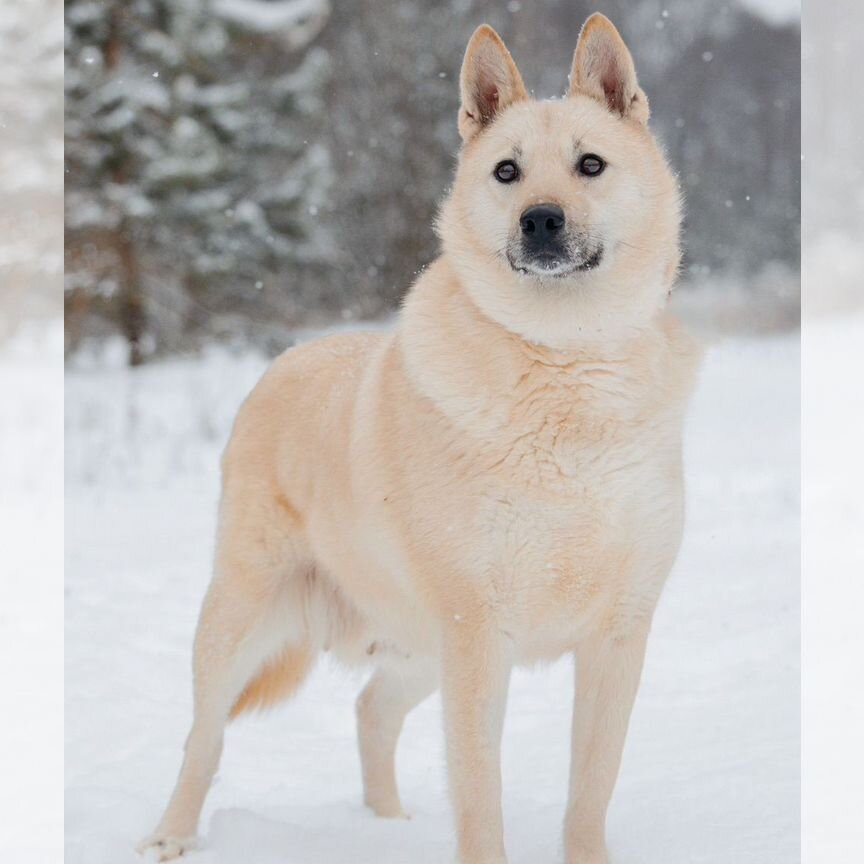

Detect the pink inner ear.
xmin=472 ymin=65 xmax=502 ymax=124
xmin=481 ymin=83 xmax=500 ymax=120
xmin=600 ymin=65 xmax=625 ymax=115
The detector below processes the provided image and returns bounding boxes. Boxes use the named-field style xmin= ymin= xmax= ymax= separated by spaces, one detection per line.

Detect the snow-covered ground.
xmin=0 ymin=321 xmax=64 ymax=862
xmin=801 ymin=312 xmax=864 ymax=862
xmin=64 ymin=328 xmax=800 ymax=864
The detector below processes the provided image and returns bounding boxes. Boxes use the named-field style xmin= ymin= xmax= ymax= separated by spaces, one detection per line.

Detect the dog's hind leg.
xmin=356 ymin=657 xmax=438 ymax=818
xmin=139 ymin=496 xmax=313 ymax=861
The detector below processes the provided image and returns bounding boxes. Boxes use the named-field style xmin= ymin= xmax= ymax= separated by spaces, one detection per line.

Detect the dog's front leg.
xmin=441 ymin=617 xmax=512 ymax=864
xmin=564 ymin=625 xmax=651 ymax=864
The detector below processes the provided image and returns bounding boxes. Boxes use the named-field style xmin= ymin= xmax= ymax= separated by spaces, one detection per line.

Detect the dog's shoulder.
xmin=253 ymin=331 xmax=387 ymax=404
xmin=225 ymin=330 xmax=389 ymax=467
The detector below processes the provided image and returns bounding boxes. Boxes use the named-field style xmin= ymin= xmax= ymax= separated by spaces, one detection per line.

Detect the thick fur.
xmin=141 ymin=14 xmax=700 ymax=864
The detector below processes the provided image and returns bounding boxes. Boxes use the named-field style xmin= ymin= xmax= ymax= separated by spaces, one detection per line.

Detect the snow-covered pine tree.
xmin=65 ymin=0 xmax=333 ymax=363
xmin=0 ymin=0 xmax=63 ymax=342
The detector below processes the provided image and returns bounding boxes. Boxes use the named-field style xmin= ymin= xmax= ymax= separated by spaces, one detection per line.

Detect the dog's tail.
xmin=229 ymin=645 xmax=313 ymax=719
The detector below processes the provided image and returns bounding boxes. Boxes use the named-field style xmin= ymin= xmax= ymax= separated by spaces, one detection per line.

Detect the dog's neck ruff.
xmin=444 ymin=251 xmax=669 ymax=353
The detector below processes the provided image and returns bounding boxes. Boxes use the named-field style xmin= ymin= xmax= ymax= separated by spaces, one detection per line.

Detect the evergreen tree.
xmin=0 ymin=0 xmax=63 ymax=341
xmin=65 ymin=0 xmax=332 ymax=363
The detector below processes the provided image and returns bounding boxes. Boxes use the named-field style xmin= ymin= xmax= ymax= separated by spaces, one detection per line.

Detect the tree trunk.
xmin=117 ymin=225 xmax=145 ymax=366
xmin=106 ymin=5 xmax=145 ymax=366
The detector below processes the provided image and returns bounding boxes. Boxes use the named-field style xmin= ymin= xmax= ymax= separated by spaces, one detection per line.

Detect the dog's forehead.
xmin=489 ymin=98 xmax=627 ymax=158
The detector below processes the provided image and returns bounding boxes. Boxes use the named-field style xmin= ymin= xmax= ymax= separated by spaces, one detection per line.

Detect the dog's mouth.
xmin=506 ymin=242 xmax=604 ymax=279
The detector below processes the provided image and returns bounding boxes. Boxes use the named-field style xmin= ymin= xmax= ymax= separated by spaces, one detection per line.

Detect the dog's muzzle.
xmin=507 ymin=204 xmax=603 ymax=277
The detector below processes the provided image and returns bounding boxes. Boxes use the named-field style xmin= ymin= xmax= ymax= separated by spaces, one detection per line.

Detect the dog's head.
xmin=437 ymin=14 xmax=681 ymax=347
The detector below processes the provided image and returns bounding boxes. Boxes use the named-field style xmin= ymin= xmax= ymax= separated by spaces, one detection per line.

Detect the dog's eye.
xmin=578 ymin=154 xmax=606 ymax=177
xmin=494 ymin=160 xmax=520 ymax=183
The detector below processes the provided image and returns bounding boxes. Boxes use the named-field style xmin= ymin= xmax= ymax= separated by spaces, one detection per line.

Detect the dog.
xmin=140 ymin=13 xmax=700 ymax=864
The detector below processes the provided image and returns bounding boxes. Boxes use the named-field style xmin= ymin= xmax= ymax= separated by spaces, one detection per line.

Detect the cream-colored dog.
xmin=141 ymin=14 xmax=700 ymax=864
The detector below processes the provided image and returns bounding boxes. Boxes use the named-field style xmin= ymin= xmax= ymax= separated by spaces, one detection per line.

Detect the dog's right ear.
xmin=459 ymin=25 xmax=528 ymax=142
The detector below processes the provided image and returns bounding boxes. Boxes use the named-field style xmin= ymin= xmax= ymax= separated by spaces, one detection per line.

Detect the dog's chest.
xmin=464 ymin=375 xmax=684 ymax=654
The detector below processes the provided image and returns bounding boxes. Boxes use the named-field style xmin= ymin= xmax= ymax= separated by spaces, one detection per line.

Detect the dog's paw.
xmin=137 ymin=833 xmax=199 ymax=861
xmin=363 ymin=795 xmax=411 ymax=820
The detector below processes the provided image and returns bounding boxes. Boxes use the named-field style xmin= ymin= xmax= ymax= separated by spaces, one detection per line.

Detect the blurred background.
xmin=801 ymin=2 xmax=864 ymax=861
xmin=63 ymin=0 xmax=801 ymax=364
xmin=0 ymin=2 xmax=63 ymax=862
xmin=1 ymin=0 xmax=62 ymax=338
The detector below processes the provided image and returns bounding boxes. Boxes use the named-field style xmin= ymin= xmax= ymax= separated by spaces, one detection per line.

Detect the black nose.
xmin=520 ymin=204 xmax=565 ymax=241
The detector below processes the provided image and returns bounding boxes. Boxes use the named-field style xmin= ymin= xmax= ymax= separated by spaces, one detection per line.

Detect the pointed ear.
xmin=568 ymin=13 xmax=649 ymax=124
xmin=459 ymin=25 xmax=528 ymax=142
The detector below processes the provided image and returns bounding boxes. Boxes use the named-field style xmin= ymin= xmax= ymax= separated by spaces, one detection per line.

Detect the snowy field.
xmin=801 ymin=312 xmax=864 ymax=861
xmin=0 ymin=321 xmax=64 ymax=862
xmin=64 ymin=326 xmax=800 ymax=864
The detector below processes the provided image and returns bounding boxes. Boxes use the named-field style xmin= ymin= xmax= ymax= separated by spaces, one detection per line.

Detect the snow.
xmin=0 ymin=321 xmax=64 ymax=862
xmin=801 ymin=311 xmax=864 ymax=861
xmin=736 ymin=0 xmax=801 ymax=24
xmin=212 ymin=0 xmax=329 ymax=36
xmin=64 ymin=329 xmax=799 ymax=863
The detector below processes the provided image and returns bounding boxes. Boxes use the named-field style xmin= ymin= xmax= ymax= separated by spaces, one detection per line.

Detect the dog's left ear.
xmin=568 ymin=13 xmax=649 ymax=124
xmin=459 ymin=25 xmax=528 ymax=142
